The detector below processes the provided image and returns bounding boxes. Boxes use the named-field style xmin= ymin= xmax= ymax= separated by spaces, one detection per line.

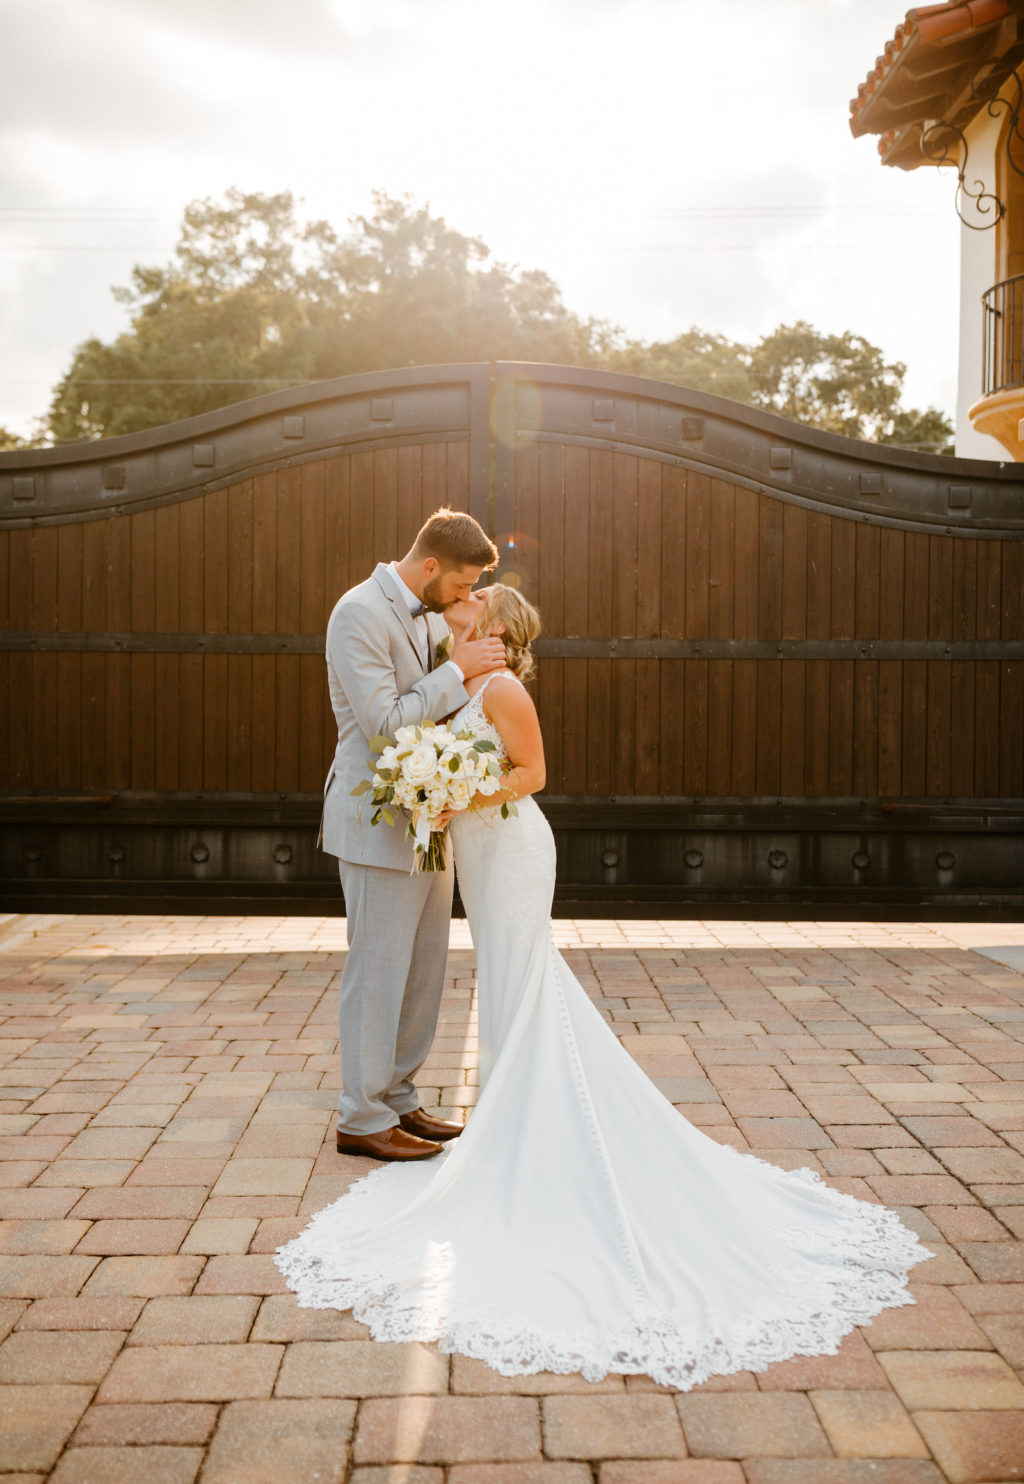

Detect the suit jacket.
xmin=321 ymin=563 xmax=469 ymax=869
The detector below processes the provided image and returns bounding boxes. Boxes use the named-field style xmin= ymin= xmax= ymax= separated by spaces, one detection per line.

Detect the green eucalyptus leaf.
xmin=369 ymin=735 xmax=390 ymax=754
xmin=350 ymin=779 xmax=371 ymax=796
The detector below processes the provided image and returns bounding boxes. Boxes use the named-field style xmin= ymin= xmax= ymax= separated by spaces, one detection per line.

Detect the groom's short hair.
xmin=412 ymin=508 xmax=498 ymax=570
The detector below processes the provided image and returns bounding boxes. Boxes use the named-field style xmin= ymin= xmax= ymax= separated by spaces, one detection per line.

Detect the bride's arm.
xmin=475 ymin=678 xmax=546 ymax=808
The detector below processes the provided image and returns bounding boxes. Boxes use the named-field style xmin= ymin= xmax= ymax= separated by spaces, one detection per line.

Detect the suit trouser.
xmin=336 ymin=854 xmax=454 ymax=1135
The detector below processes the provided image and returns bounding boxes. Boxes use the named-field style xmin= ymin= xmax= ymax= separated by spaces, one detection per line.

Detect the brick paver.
xmin=1 ymin=912 xmax=1024 ymax=1480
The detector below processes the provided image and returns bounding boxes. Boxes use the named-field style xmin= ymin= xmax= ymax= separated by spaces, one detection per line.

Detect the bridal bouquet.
xmin=352 ymin=720 xmax=506 ymax=870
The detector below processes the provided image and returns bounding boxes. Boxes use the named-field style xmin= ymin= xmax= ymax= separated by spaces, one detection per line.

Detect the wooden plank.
xmin=830 ymin=518 xmax=856 ymax=640
xmin=852 ymin=660 xmax=879 ymax=799
xmin=227 ymin=654 xmax=253 ymax=793
xmin=275 ymin=655 xmax=301 ymax=792
xmin=299 ymin=462 xmax=325 ymax=635
xmin=635 ymin=459 xmax=662 ymax=639
xmin=587 ymin=448 xmax=614 ymax=639
xmin=1000 ymin=661 xmax=1024 ymax=796
xmin=878 ymin=528 xmax=905 ymax=639
xmin=397 ymin=444 xmax=423 ymax=560
xmin=202 ymin=490 xmax=229 ymax=635
xmin=903 ymin=533 xmax=930 ymax=639
xmin=611 ymin=453 xmax=638 ymax=636
xmin=660 ymin=465 xmax=686 ymax=638
xmin=154 ymin=504 xmax=180 ymax=632
xmin=348 ymin=452 xmax=375 ymax=590
xmin=56 ymin=522 xmax=83 ymax=631
xmin=561 ymin=657 xmax=588 ymax=791
xmin=203 ymin=654 xmax=228 ymax=791
xmin=952 ymin=538 xmax=977 ymax=641
xmin=513 ymin=443 xmax=540 ymax=602
xmin=251 ymin=655 xmax=276 ymax=793
xmin=756 ymin=494 xmax=783 ymax=640
xmin=130 ymin=510 xmax=156 ymax=632
xmin=707 ymin=661 xmax=733 ymax=795
xmin=754 ymin=659 xmax=781 ymax=795
xmin=106 ymin=514 xmax=131 ymax=631
xmin=445 ymin=439 xmax=470 ymax=515
xmin=536 ymin=655 xmax=564 ymax=794
xmin=8 ymin=653 xmax=31 ymax=786
xmin=324 ymin=456 xmax=351 ymax=611
xmin=0 ymin=529 xmax=7 ymax=629
xmin=275 ymin=467 xmax=301 ymax=636
xmin=805 ymin=513 xmax=831 ymax=639
xmin=537 ymin=443 xmax=565 ymax=636
xmin=680 ymin=659 xmax=706 ymax=796
xmin=950 ymin=661 xmax=975 ymax=797
xmin=130 ymin=653 xmax=156 ymax=789
xmin=252 ymin=472 xmax=278 ymax=635
xmin=732 ymin=487 xmax=759 ymax=640
xmin=179 ymin=655 xmax=204 ymax=791
xmin=925 ymin=660 xmax=951 ymax=797
xmin=928 ymin=533 xmax=954 ymax=640
xmin=422 ymin=442 xmax=445 ymax=534
xmin=780 ymin=659 xmax=806 ymax=796
xmin=154 ymin=655 xmax=180 ymax=790
xmin=0 ymin=652 xmax=10 ymax=790
xmin=30 ymin=652 xmax=57 ymax=788
xmin=975 ymin=661 xmax=1000 ymax=795
xmin=586 ymin=657 xmax=612 ymax=794
xmin=299 ymin=654 xmax=327 ymax=793
xmin=827 ymin=660 xmax=854 ymax=796
xmin=228 ymin=479 xmax=255 ymax=634
xmin=854 ymin=523 xmax=880 ymax=639
xmin=7 ymin=529 xmax=31 ymax=629
xmin=611 ymin=661 xmax=635 ymax=801
xmin=901 ymin=660 xmax=927 ymax=796
xmin=1002 ymin=541 xmax=1024 ymax=639
xmin=55 ymin=653 xmax=81 ymax=790
xmin=31 ymin=526 xmax=59 ymax=631
xmin=658 ymin=659 xmax=685 ymax=795
xmin=80 ymin=520 xmax=108 ymax=634
xmin=80 ymin=652 xmax=106 ymax=790
xmin=878 ymin=660 xmax=902 ymax=797
xmin=105 ymin=653 xmax=131 ymax=790
xmin=708 ymin=478 xmax=735 ymax=639
xmin=635 ymin=658 xmax=660 ymax=794
xmin=804 ymin=661 xmax=829 ymax=795
xmin=373 ymin=449 xmax=399 ymax=570
xmin=781 ymin=504 xmax=807 ymax=639
xmin=731 ymin=659 xmax=757 ymax=794
xmin=685 ymin=470 xmax=710 ymax=639
xmin=976 ymin=539 xmax=1001 ymax=640
xmin=177 ymin=498 xmax=204 ymax=633
xmin=562 ymin=446 xmax=590 ymax=637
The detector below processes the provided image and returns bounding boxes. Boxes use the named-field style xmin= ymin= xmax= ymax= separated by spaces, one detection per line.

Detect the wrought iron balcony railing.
xmin=982 ymin=273 xmax=1024 ymax=395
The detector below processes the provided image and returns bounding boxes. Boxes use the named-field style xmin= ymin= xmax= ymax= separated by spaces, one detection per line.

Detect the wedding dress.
xmin=275 ymin=672 xmax=930 ymax=1388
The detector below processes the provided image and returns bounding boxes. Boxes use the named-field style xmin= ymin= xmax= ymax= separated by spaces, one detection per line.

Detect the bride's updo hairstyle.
xmin=473 ymin=583 xmax=541 ymax=683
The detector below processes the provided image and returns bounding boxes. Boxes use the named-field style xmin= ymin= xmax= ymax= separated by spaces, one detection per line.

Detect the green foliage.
xmin=42 ymin=189 xmax=953 ymax=453
xmin=0 ymin=426 xmax=31 ymax=451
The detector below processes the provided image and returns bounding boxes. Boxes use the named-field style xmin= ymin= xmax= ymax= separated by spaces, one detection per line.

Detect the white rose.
xmin=378 ymin=745 xmax=399 ymax=771
xmin=447 ymin=776 xmax=474 ymax=810
xmin=403 ymin=743 xmax=440 ymax=786
xmin=476 ymin=774 xmax=501 ymax=796
xmin=394 ymin=725 xmax=420 ymax=748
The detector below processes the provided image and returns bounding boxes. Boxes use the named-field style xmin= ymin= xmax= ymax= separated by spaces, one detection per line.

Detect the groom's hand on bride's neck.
xmin=452 ymin=633 xmax=506 ymax=679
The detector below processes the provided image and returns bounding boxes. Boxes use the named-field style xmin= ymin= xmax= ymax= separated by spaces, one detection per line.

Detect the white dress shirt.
xmin=388 ymin=563 xmax=464 ymax=681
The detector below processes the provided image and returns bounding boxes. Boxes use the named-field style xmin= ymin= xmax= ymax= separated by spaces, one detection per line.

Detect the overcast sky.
xmin=1 ymin=0 xmax=960 ymax=439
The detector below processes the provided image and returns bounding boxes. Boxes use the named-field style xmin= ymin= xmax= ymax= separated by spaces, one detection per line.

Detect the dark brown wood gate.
xmin=2 ymin=362 xmax=1023 ymax=914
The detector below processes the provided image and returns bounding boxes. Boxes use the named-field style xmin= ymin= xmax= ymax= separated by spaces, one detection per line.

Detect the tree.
xmin=47 ymin=190 xmax=615 ymax=442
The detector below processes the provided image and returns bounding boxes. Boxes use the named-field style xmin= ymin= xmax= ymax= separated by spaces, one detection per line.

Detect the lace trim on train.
xmin=274 ymin=1158 xmax=931 ymax=1390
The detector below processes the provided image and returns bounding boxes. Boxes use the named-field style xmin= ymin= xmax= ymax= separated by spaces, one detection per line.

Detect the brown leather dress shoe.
xmin=335 ymin=1125 xmax=442 ymax=1161
xmin=399 ymin=1109 xmax=464 ymax=1142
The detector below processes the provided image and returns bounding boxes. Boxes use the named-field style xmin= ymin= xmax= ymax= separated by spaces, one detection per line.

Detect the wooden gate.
xmin=2 ymin=362 xmax=1023 ymax=914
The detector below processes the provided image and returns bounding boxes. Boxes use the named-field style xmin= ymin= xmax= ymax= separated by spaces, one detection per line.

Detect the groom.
xmin=322 ymin=508 xmax=502 ymax=1160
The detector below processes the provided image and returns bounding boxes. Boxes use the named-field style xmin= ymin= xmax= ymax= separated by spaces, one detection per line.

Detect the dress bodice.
xmin=449 ymin=671 xmax=522 ymax=759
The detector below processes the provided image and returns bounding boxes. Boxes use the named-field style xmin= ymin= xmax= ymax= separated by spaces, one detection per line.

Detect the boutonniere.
xmin=433 ymin=632 xmax=454 ymax=670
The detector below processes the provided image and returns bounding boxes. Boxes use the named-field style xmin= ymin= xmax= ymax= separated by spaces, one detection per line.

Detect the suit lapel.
xmin=371 ymin=563 xmax=427 ymax=672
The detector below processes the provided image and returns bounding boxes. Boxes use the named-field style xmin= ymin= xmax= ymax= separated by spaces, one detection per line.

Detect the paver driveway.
xmin=1 ymin=911 xmax=1023 ymax=1484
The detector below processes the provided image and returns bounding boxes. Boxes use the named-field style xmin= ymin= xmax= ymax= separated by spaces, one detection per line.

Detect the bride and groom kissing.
xmin=276 ymin=504 xmax=930 ymax=1388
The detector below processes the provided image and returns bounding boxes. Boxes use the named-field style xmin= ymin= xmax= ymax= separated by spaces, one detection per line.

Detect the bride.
xmin=276 ymin=584 xmax=930 ymax=1388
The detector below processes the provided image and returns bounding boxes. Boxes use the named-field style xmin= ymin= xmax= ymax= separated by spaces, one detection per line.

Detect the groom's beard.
xmin=419 ymin=574 xmax=452 ymax=614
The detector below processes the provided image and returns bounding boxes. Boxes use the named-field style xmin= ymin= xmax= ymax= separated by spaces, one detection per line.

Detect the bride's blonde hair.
xmin=472 ymin=583 xmax=541 ymax=682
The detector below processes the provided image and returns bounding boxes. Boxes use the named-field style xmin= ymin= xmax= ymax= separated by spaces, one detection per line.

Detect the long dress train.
xmin=275 ymin=675 xmax=930 ymax=1388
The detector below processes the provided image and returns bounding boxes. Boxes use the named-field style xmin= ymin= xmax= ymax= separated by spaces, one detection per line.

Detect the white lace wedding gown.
xmin=276 ymin=672 xmax=930 ymax=1388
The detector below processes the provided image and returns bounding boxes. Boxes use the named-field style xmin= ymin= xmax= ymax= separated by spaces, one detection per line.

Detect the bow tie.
xmin=411 ymin=603 xmax=428 ymax=618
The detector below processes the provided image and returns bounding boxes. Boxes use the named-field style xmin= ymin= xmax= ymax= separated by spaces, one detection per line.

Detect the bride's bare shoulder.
xmin=481 ymin=670 xmax=532 ymax=717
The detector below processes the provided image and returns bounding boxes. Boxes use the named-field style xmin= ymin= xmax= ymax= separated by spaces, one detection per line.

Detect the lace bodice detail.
xmin=449 ymin=671 xmax=521 ymax=760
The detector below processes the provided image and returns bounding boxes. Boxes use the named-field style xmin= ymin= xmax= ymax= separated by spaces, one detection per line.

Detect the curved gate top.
xmin=2 ymin=362 xmax=1023 ymax=915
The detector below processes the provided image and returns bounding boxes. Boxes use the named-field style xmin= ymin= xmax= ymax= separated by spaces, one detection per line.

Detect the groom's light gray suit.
xmin=323 ymin=563 xmax=469 ymax=1135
